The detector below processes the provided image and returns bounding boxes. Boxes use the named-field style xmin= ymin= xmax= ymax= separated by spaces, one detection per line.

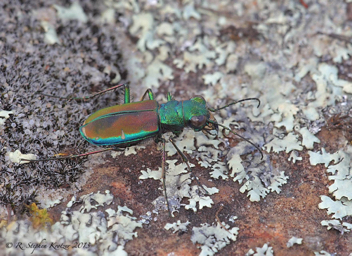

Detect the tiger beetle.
xmin=22 ymin=83 xmax=262 ymax=216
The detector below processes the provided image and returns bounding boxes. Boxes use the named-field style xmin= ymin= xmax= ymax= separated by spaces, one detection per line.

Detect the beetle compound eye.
xmin=190 ymin=115 xmax=207 ymax=128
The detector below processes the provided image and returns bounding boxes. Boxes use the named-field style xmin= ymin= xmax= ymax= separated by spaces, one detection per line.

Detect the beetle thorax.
xmin=159 ymin=100 xmax=184 ymax=131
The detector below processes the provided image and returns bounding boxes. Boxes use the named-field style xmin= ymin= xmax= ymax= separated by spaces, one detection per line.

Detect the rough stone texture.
xmin=1 ymin=0 xmax=352 ymax=255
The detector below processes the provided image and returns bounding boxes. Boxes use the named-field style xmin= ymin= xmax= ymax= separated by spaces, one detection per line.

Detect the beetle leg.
xmin=167 ymin=92 xmax=173 ymax=101
xmin=161 ymin=138 xmax=172 ymax=217
xmin=139 ymin=89 xmax=154 ymax=101
xmin=168 ymin=137 xmax=208 ymax=195
xmin=38 ymin=83 xmax=129 ymax=102
xmin=124 ymin=83 xmax=130 ymax=103
xmin=20 ymin=147 xmax=124 ymax=163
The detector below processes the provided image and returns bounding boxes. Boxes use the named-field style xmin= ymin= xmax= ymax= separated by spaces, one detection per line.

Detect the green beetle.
xmin=80 ymin=84 xmax=217 ymax=147
xmin=23 ymin=83 xmax=261 ymax=215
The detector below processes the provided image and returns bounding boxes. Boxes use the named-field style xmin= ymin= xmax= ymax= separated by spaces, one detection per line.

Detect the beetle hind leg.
xmin=140 ymin=89 xmax=154 ymax=101
xmin=20 ymin=147 xmax=123 ymax=163
xmin=38 ymin=83 xmax=130 ymax=102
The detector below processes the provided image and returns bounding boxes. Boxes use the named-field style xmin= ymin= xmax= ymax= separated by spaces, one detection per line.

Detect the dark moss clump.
xmin=0 ymin=0 xmax=126 ymax=213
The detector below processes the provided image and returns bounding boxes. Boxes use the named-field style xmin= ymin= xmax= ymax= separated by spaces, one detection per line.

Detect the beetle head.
xmin=184 ymin=96 xmax=210 ymax=131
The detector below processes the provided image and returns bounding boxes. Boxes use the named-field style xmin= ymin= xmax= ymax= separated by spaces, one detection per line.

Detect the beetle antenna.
xmin=208 ymin=98 xmax=260 ymax=112
xmin=208 ymin=120 xmax=264 ymax=160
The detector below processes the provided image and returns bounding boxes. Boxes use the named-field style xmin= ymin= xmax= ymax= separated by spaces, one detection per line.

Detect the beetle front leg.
xmin=168 ymin=137 xmax=208 ymax=195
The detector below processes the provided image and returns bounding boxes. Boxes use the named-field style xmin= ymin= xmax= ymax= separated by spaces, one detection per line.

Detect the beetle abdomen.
xmin=80 ymin=100 xmax=159 ymax=146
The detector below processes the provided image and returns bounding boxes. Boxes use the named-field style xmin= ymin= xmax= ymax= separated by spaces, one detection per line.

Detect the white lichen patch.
xmin=325 ymin=150 xmax=352 ymax=201
xmin=6 ymin=149 xmax=37 ymax=164
xmin=79 ymin=190 xmax=114 ymax=213
xmin=125 ymin=55 xmax=146 ymax=85
xmin=34 ymin=188 xmax=67 ymax=209
xmin=210 ymin=162 xmax=228 ymax=180
xmin=191 ymin=222 xmax=238 ymax=256
xmin=298 ymin=127 xmax=320 ymax=150
xmin=267 ymin=171 xmax=289 ymax=194
xmin=202 ymin=72 xmax=223 ymax=86
xmin=245 ymin=243 xmax=274 ymax=256
xmin=184 ymin=185 xmax=218 ymax=213
xmin=0 ymin=192 xmax=141 ymax=255
xmin=314 ymin=250 xmax=333 ymax=256
xmin=264 ymin=132 xmax=303 ymax=154
xmin=104 ymin=206 xmax=141 ymax=242
xmin=308 ymin=148 xmax=341 ymax=167
xmin=182 ymin=3 xmax=201 ymax=20
xmin=228 ymin=145 xmax=288 ymax=202
xmin=129 ymin=13 xmax=158 ymax=52
xmin=174 ymin=37 xmax=217 ymax=73
xmin=316 ymin=147 xmax=352 ymax=232
xmin=0 ymin=110 xmax=13 ymax=127
xmin=227 ymin=153 xmax=245 ymax=183
xmin=321 ymin=219 xmax=352 ymax=234
xmin=123 ymin=145 xmax=146 ymax=156
xmin=0 ymin=110 xmax=14 ymax=119
xmin=164 ymin=220 xmax=190 ymax=233
xmin=143 ymin=158 xmax=219 ymax=215
xmin=110 ymin=145 xmax=146 ymax=158
xmin=54 ymin=2 xmax=88 ymax=23
xmin=100 ymin=8 xmax=115 ymax=24
xmin=318 ymin=196 xmax=352 ymax=220
xmin=288 ymin=151 xmax=302 ymax=164
xmin=139 ymin=167 xmax=162 ymax=180
xmin=41 ymin=21 xmax=61 ymax=45
xmin=162 ymin=130 xmax=196 ymax=157
xmin=317 ymin=63 xmax=352 ymax=94
xmin=144 ymin=59 xmax=174 ymax=88
xmin=287 ymin=236 xmax=303 ymax=248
